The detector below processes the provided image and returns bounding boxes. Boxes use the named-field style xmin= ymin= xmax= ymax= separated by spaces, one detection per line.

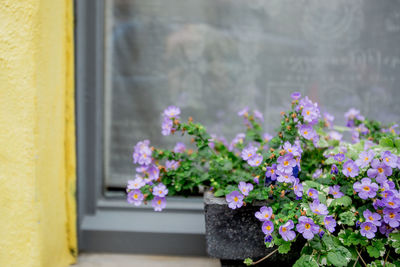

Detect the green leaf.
xmin=339 ymin=211 xmax=356 ymax=226
xmin=213 ymin=189 xmax=225 ymax=197
xmin=243 ymin=258 xmax=253 ymax=266
xmin=293 ymin=255 xmax=319 ymax=267
xmin=327 ymin=246 xmax=352 ymax=267
xmin=379 ymin=137 xmax=394 ymax=148
xmin=389 ymin=232 xmax=400 ymax=254
xmin=367 ymin=246 xmax=380 ymax=258
xmin=395 ymin=139 xmax=400 ymax=150
xmin=330 ymin=196 xmax=352 ymax=208
xmin=278 ymin=242 xmax=291 ymax=254
xmin=322 ymin=235 xmax=335 ymax=251
xmin=310 ymin=239 xmax=323 ymax=251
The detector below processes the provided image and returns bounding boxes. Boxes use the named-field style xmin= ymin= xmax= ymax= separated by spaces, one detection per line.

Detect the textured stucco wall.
xmin=0 ymin=0 xmax=76 ymax=266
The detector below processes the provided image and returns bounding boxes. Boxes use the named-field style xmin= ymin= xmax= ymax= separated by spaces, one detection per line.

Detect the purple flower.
xmin=324 ymin=216 xmax=336 ymax=233
xmin=291 ymin=92 xmax=301 ymax=100
xmin=310 ymin=200 xmax=329 ymax=215
xmin=312 ymin=169 xmax=322 ymax=179
xmin=283 ymin=141 xmax=301 ymax=157
xmin=165 ymin=160 xmax=179 ymax=170
xmin=238 ymin=107 xmax=249 ymax=117
xmin=248 ymin=154 xmax=263 ymax=167
xmin=238 ymin=181 xmax=254 ymax=196
xmin=296 ymin=216 xmax=319 ymax=240
xmin=328 ymin=185 xmax=344 ymax=199
xmin=127 ymin=176 xmax=146 ymax=190
xmin=293 ymin=178 xmax=303 ymax=198
xmin=360 ymin=222 xmax=377 ymax=239
xmin=161 ymin=117 xmax=174 ymax=136
xmin=265 ymin=164 xmax=277 ymax=181
xmin=241 ymin=145 xmax=258 ymax=161
xmin=302 ymin=104 xmax=320 ymax=123
xmin=383 ymin=196 xmax=400 ymax=209
xmin=255 ymin=206 xmax=273 ymax=221
xmin=262 ymin=221 xmax=274 ymax=235
xmin=353 ymin=178 xmax=379 ymax=200
xmin=133 ymin=140 xmax=152 ymax=166
xmin=363 ymin=209 xmax=381 ymax=226
xmin=229 ymin=133 xmax=245 ymax=151
xmin=379 ymin=223 xmax=393 ymax=237
xmin=299 ymin=124 xmax=318 ymax=141
xmin=383 ymin=208 xmax=400 ymax=228
xmin=127 ymin=189 xmax=144 ymax=206
xmin=264 ymin=235 xmax=273 ymax=243
xmin=152 ymin=196 xmax=166 ymax=211
xmin=381 ymin=151 xmax=398 ymax=168
xmin=334 ymin=153 xmax=345 ymax=163
xmin=173 ymin=142 xmax=186 ymax=153
xmin=342 ymin=160 xmax=359 ymax=178
xmin=226 ymin=191 xmax=244 ymax=209
xmin=355 ymin=150 xmax=375 ymax=168
xmin=263 ymin=133 xmax=273 ymax=142
xmin=276 ymin=171 xmax=295 ymax=184
xmin=277 ymin=153 xmax=297 ymax=174
xmin=323 ymin=112 xmax=334 ymax=128
xmin=345 ymin=108 xmax=364 ymax=125
xmin=331 ymin=164 xmax=339 ymax=175
xmin=153 ymin=183 xmax=169 ymax=197
xmin=163 ymin=106 xmax=181 ymax=119
xmin=307 ymin=188 xmax=319 ymax=200
xmin=254 ymin=176 xmax=260 ymax=184
xmin=329 ymin=131 xmax=343 ymax=141
xmin=254 ymin=110 xmax=264 ymax=122
xmin=144 ymin=164 xmax=160 ymax=180
xmin=367 ymin=159 xmax=392 ymax=183
xmin=279 ymin=220 xmax=296 ymax=241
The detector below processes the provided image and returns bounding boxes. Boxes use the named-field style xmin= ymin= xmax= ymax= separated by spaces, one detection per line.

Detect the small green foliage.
xmin=243 ymin=258 xmax=253 ymax=266
xmin=330 ymin=196 xmax=352 ymax=207
xmin=327 ymin=246 xmax=352 ymax=267
xmin=293 ymin=255 xmax=319 ymax=267
xmin=339 ymin=211 xmax=356 ymax=226
xmin=379 ymin=137 xmax=394 ymax=148
xmin=388 ymin=232 xmax=400 ymax=254
xmin=278 ymin=241 xmax=291 ymax=254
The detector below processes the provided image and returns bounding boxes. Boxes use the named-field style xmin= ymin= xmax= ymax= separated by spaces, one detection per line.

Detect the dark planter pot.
xmin=204 ymin=191 xmax=303 ymax=266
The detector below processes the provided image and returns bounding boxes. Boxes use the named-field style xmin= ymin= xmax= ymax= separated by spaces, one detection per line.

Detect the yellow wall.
xmin=0 ymin=0 xmax=76 ymax=266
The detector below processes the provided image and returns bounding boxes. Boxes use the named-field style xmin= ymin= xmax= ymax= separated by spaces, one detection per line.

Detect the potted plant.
xmin=127 ymin=92 xmax=400 ymax=266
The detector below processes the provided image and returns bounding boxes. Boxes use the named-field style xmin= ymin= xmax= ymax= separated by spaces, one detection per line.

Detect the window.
xmin=76 ymin=0 xmax=400 ymax=253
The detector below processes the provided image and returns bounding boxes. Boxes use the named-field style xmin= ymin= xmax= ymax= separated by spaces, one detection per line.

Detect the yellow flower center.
xmin=271 ymin=169 xmax=274 ymax=174
xmin=305 ymin=223 xmax=311 ymax=229
xmin=157 ymin=200 xmax=161 ymax=205
xmin=282 ymin=227 xmax=287 ymax=232
xmin=304 ymin=131 xmax=308 ymax=135
xmin=315 ymin=209 xmax=320 ymax=213
xmin=347 ymin=167 xmax=352 ymax=172
xmin=234 ymin=197 xmax=238 ymax=202
xmin=133 ymin=194 xmax=138 ymax=200
xmin=288 ymin=149 xmax=292 ymax=152
xmin=264 ymin=214 xmax=269 ymax=218
xmin=248 ymin=153 xmax=252 ymax=158
xmin=390 ymin=213 xmax=395 ymax=218
xmin=385 ymin=157 xmax=389 ymax=162
xmin=284 ymin=161 xmax=289 ymax=166
xmin=306 ymin=111 xmax=310 ymax=115
xmin=364 ymin=225 xmax=371 ymax=231
xmin=364 ymin=157 xmax=369 ymax=161
xmin=159 ymin=190 xmax=163 ymax=194
xmin=369 ymin=216 xmax=374 ymax=221
xmin=363 ymin=186 xmax=370 ymax=191
xmin=266 ymin=225 xmax=271 ymax=231
xmin=388 ymin=202 xmax=394 ymax=206
xmin=378 ymin=168 xmax=383 ymax=173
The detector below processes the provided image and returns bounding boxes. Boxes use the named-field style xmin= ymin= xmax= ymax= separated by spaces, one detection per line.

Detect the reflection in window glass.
xmin=104 ymin=0 xmax=400 ymax=188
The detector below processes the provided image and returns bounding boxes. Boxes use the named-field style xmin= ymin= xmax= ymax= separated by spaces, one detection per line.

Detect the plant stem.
xmin=353 ymin=253 xmax=360 ymax=267
xmin=252 ymin=248 xmax=278 ymax=265
xmin=383 ymin=250 xmax=390 ymax=267
xmin=355 ymin=248 xmax=367 ymax=267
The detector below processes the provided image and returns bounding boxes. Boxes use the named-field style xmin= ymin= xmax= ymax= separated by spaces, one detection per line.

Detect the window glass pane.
xmin=104 ymin=0 xmax=400 ymax=189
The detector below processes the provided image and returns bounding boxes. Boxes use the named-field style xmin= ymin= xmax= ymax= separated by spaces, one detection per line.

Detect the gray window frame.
xmin=75 ymin=0 xmax=206 ymax=255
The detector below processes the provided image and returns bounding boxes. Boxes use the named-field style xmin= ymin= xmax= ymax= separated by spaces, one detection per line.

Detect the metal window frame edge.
xmin=75 ymin=0 xmax=206 ymax=255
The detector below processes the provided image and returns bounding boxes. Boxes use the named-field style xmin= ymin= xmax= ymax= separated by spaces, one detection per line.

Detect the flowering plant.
xmin=127 ymin=92 xmax=400 ymax=267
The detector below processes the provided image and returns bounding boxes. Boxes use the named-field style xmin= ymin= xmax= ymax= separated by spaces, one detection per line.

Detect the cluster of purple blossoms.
xmin=298 ymin=124 xmax=318 ymax=142
xmin=165 ymin=160 xmax=179 ymax=170
xmin=133 ymin=140 xmax=152 ymax=166
xmin=127 ymin=190 xmax=144 ymax=206
xmin=226 ymin=191 xmax=244 ymax=209
xmin=161 ymin=106 xmax=180 ymax=136
xmin=173 ymin=142 xmax=186 ymax=153
xmin=309 ymin=200 xmax=329 ymax=215
xmin=127 ymin=175 xmax=146 ymax=190
xmin=238 ymin=181 xmax=254 ymax=196
xmin=333 ymin=153 xmax=345 ymax=163
xmin=367 ymin=158 xmax=392 ymax=183
xmin=323 ymin=112 xmax=334 ymax=128
xmin=229 ymin=133 xmax=245 ymax=151
xmin=344 ymin=108 xmax=365 ymax=127
xmin=328 ymin=185 xmax=344 ymax=198
xmin=342 ymin=160 xmax=359 ymax=178
xmin=241 ymin=144 xmax=263 ymax=167
xmin=283 ymin=141 xmax=302 ymax=157
xmin=301 ymin=102 xmax=320 ymax=124
xmin=277 ymin=153 xmax=297 ymax=175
